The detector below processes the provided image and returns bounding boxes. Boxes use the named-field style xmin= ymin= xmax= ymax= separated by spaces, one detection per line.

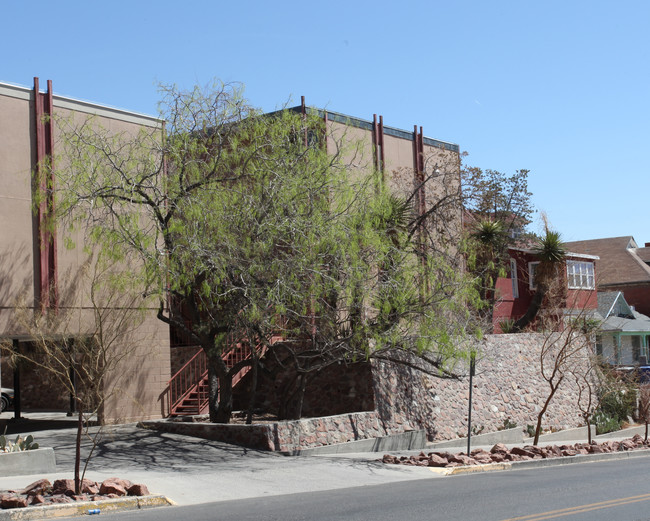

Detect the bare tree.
xmin=638 ymin=384 xmax=650 ymax=442
xmin=2 ymin=254 xmax=148 ymax=493
xmin=531 ymin=280 xmax=598 ymax=445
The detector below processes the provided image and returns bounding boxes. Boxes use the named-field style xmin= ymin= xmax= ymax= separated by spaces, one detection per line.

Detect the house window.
xmin=510 ymin=258 xmax=518 ymax=298
xmin=528 ymin=261 xmax=539 ymax=290
xmin=566 ymin=260 xmax=595 ymax=290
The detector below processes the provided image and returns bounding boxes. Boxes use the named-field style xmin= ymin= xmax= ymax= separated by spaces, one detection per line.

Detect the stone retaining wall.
xmin=147 ymin=410 xmax=392 ymax=452
xmin=372 ymin=333 xmax=594 ymax=441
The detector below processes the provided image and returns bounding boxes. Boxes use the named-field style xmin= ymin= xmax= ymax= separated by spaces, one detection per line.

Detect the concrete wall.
xmin=372 ymin=333 xmax=594 ymax=441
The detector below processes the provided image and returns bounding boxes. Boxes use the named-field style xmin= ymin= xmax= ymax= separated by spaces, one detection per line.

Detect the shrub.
xmin=592 ymin=411 xmax=621 ymax=435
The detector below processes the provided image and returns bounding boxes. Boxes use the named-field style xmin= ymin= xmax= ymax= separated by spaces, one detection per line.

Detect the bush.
xmin=598 ymin=387 xmax=636 ymax=424
xmin=592 ymin=411 xmax=621 ymax=435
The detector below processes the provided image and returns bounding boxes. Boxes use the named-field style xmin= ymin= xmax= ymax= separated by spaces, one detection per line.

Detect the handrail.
xmin=166 ymin=333 xmax=283 ymax=416
xmin=167 ymin=347 xmax=207 ymax=416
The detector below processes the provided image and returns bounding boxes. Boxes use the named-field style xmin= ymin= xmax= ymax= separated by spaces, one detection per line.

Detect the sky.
xmin=3 ymin=0 xmax=648 ymax=245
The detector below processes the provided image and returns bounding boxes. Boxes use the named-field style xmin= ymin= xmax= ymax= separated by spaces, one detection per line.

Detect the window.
xmin=528 ymin=261 xmax=539 ymax=290
xmin=566 ymin=260 xmax=595 ymax=289
xmin=510 ymin=258 xmax=519 ymax=298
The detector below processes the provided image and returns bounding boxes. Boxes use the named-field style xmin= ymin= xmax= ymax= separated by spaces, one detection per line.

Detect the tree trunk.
xmin=533 ymin=385 xmax=557 ymax=445
xmin=513 ymin=288 xmax=545 ymax=333
xmin=245 ymin=358 xmax=258 ymax=425
xmin=215 ymin=375 xmax=233 ymax=423
xmin=74 ymin=404 xmax=83 ymax=495
xmin=207 ymin=352 xmax=233 ymax=424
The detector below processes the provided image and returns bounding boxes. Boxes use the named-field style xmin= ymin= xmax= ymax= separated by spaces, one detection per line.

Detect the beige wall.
xmin=0 ymin=82 xmax=170 ymax=421
xmin=325 ymin=114 xmax=462 ymax=256
xmin=0 ymin=92 xmax=37 ymax=321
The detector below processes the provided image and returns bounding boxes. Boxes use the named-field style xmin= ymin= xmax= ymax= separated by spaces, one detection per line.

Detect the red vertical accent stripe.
xmin=33 ymin=77 xmax=57 ymax=311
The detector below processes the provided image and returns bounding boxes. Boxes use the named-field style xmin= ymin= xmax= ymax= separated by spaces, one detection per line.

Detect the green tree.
xmin=462 ymin=167 xmax=533 ymax=327
xmin=55 ymin=81 xmax=481 ymax=424
xmin=511 ymin=225 xmax=566 ymax=332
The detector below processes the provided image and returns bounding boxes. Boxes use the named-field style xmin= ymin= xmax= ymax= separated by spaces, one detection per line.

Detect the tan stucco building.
xmin=0 ymin=79 xmax=170 ymax=422
xmin=1 ymin=79 xmax=462 ymax=423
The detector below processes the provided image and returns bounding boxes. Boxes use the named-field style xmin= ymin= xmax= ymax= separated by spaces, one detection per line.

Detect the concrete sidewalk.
xmin=0 ymin=423 xmax=434 ymax=507
xmin=0 ymin=419 xmax=649 ymax=509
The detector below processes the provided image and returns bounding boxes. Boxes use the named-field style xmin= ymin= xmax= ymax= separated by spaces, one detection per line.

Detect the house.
xmin=595 ymin=291 xmax=650 ymax=366
xmin=564 ymin=237 xmax=650 ymax=317
xmin=492 ymin=247 xmax=600 ymax=332
xmin=0 ymin=78 xmax=171 ymax=422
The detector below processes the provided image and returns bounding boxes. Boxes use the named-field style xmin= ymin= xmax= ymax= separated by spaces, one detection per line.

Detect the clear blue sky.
xmin=4 ymin=1 xmax=648 ymax=245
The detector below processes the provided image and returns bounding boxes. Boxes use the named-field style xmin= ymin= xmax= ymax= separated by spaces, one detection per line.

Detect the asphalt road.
xmin=62 ymin=455 xmax=650 ymax=521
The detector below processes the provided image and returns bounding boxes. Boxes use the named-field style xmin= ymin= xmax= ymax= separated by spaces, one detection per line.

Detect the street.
xmin=67 ymin=455 xmax=650 ymax=521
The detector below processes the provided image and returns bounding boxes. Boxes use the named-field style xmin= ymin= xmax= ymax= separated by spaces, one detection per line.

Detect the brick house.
xmin=492 ymin=247 xmax=600 ymax=333
xmin=564 ymin=237 xmax=650 ymax=318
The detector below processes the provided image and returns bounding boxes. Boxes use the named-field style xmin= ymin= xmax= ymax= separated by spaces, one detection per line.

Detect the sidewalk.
xmin=0 ymin=422 xmax=434 ymax=507
xmin=0 ymin=418 xmax=649 ymax=508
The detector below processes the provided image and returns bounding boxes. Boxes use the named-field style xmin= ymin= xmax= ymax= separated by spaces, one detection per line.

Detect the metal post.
xmin=12 ymin=339 xmax=21 ymax=421
xmin=466 ymin=354 xmax=476 ymax=455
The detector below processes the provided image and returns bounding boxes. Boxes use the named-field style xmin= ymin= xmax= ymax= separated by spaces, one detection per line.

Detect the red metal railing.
xmin=167 ymin=348 xmax=208 ymax=416
xmin=167 ymin=335 xmax=280 ymax=417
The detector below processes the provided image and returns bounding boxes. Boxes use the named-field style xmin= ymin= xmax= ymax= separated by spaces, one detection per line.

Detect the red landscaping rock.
xmin=427 ymin=454 xmax=448 ymax=467
xmin=490 ymin=443 xmax=508 ymax=454
xmin=52 ymin=479 xmax=76 ymax=496
xmin=99 ymin=478 xmax=132 ymax=497
xmin=29 ymin=495 xmax=45 ymax=505
xmin=511 ymin=446 xmax=535 ymax=458
xmin=382 ymin=454 xmax=398 ymax=464
xmin=49 ymin=494 xmax=73 ymax=504
xmin=127 ymin=484 xmax=150 ymax=496
xmin=22 ymin=479 xmax=52 ymax=496
xmin=81 ymin=479 xmax=100 ymax=495
xmin=448 ymin=454 xmax=476 ymax=466
xmin=0 ymin=494 xmax=28 ymax=509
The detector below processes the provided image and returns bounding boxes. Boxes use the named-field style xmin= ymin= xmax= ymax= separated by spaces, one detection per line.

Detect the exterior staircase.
xmin=167 ymin=336 xmax=279 ymax=417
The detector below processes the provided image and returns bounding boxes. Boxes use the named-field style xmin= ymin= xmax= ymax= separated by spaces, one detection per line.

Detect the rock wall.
xmin=149 ymin=410 xmax=392 ymax=452
xmin=373 ymin=333 xmax=594 ymax=441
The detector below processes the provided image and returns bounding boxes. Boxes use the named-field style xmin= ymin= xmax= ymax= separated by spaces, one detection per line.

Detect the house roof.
xmin=597 ymin=291 xmax=633 ymax=319
xmin=508 ymin=246 xmax=599 ymax=261
xmin=564 ymin=236 xmax=650 ymax=287
xmin=635 ymin=246 xmax=650 ymax=264
xmin=600 ymin=311 xmax=650 ymax=333
xmin=597 ymin=291 xmax=650 ymax=333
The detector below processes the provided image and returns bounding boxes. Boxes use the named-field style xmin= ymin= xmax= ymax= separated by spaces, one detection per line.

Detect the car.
xmin=1 ymin=388 xmax=14 ymax=412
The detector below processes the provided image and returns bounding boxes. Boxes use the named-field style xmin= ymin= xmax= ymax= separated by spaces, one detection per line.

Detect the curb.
xmin=0 ymin=495 xmax=175 ymax=520
xmin=428 ymin=447 xmax=650 ymax=476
